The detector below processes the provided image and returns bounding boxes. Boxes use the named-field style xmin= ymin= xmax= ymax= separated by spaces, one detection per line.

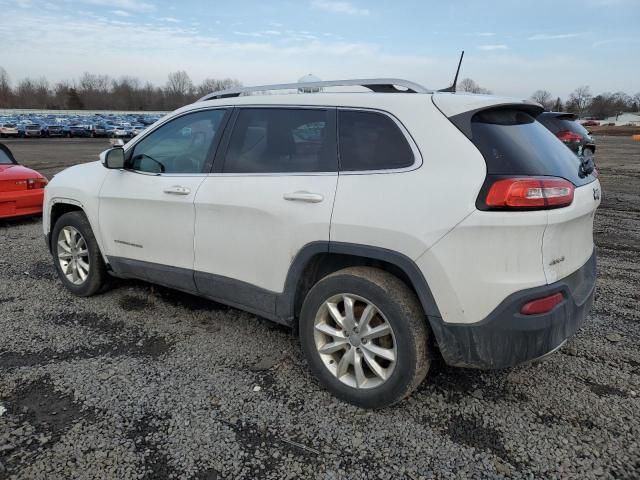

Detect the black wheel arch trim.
xmin=103 ymin=241 xmax=444 ymax=331
xmin=277 ymin=241 xmax=443 ymax=322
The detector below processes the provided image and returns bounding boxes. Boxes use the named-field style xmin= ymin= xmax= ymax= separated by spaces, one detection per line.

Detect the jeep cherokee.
xmin=43 ymin=79 xmax=600 ymax=408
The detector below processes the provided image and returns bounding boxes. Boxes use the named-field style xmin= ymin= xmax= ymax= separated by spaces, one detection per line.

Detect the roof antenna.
xmin=438 ymin=50 xmax=464 ymax=93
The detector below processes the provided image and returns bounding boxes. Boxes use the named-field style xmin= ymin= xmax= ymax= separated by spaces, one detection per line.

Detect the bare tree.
xmin=78 ymin=72 xmax=111 ymax=109
xmin=165 ymin=71 xmax=194 ymax=108
xmin=553 ymin=97 xmax=564 ymax=112
xmin=531 ymin=90 xmax=553 ymax=110
xmin=633 ymin=93 xmax=640 ymax=112
xmin=196 ymin=78 xmax=242 ymax=98
xmin=458 ymin=78 xmax=492 ymax=94
xmin=0 ymin=66 xmax=13 ymax=108
xmin=52 ymin=81 xmax=71 ymax=109
xmin=567 ymin=86 xmax=592 ymax=117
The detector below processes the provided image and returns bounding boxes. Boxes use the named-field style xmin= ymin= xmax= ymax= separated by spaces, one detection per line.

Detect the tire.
xmin=51 ymin=211 xmax=109 ymax=296
xmin=299 ymin=266 xmax=430 ymax=408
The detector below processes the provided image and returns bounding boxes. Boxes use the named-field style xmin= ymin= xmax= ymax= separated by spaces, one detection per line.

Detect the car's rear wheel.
xmin=52 ymin=211 xmax=109 ymax=296
xmin=299 ymin=267 xmax=430 ymax=408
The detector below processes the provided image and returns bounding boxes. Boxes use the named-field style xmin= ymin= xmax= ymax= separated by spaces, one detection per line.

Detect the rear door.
xmin=193 ymin=107 xmax=338 ymax=314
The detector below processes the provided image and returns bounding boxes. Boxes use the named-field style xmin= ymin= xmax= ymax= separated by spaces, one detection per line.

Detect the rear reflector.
xmin=485 ymin=177 xmax=575 ymax=209
xmin=556 ymin=130 xmax=582 ymax=143
xmin=520 ymin=292 xmax=564 ymax=315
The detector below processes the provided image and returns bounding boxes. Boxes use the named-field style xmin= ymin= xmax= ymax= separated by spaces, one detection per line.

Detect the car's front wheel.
xmin=52 ymin=211 xmax=109 ymax=296
xmin=299 ymin=267 xmax=430 ymax=408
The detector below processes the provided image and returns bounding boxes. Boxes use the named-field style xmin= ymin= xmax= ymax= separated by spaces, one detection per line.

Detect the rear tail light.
xmin=556 ymin=130 xmax=582 ymax=143
xmin=27 ymin=178 xmax=48 ymax=190
xmin=485 ymin=177 xmax=575 ymax=210
xmin=520 ymin=292 xmax=564 ymax=315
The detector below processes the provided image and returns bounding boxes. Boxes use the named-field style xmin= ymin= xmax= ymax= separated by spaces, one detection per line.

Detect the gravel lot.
xmin=1 ymin=137 xmax=639 ymax=479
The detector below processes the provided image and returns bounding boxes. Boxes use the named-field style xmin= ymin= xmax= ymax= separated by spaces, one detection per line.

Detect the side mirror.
xmin=100 ymin=147 xmax=125 ymax=169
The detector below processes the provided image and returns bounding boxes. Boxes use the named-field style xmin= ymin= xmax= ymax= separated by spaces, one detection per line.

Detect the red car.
xmin=0 ymin=143 xmax=47 ymax=219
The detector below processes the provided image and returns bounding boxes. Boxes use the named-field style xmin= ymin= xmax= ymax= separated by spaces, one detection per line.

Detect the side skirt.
xmin=107 ymin=256 xmax=287 ymax=325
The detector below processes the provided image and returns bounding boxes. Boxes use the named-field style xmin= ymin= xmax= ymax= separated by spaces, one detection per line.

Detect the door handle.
xmin=163 ymin=185 xmax=191 ymax=195
xmin=283 ymin=191 xmax=324 ymax=203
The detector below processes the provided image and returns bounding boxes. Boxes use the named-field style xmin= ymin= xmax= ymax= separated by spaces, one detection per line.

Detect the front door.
xmin=99 ymin=108 xmax=229 ymax=289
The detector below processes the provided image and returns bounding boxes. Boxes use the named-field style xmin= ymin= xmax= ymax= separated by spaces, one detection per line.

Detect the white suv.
xmin=43 ymin=79 xmax=600 ymax=408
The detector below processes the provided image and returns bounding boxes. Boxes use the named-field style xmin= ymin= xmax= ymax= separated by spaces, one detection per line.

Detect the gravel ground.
xmin=1 ymin=137 xmax=639 ymax=479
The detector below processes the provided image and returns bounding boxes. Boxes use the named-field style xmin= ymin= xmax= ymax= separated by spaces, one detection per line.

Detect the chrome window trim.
xmin=123 ymin=104 xmax=422 ymax=177
xmin=207 ymin=105 xmax=421 ymax=177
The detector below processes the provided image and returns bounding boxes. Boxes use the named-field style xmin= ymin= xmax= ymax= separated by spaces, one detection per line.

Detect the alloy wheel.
xmin=57 ymin=226 xmax=90 ymax=285
xmin=313 ymin=293 xmax=397 ymax=389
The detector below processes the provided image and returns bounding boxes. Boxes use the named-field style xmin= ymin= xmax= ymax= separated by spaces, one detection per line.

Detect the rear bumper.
xmin=0 ymin=189 xmax=44 ymax=219
xmin=431 ymin=250 xmax=596 ymax=369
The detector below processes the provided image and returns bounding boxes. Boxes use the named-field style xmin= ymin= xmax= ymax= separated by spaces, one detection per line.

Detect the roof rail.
xmin=197 ymin=78 xmax=430 ymax=102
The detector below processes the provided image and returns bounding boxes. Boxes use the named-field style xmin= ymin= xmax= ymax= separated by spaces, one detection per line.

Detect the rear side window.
xmin=223 ymin=108 xmax=337 ymax=173
xmin=470 ymin=109 xmax=595 ymax=186
xmin=338 ymin=110 xmax=414 ymax=171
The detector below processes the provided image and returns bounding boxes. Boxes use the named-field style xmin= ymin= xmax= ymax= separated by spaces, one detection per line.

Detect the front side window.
xmin=338 ymin=110 xmax=414 ymax=171
xmin=222 ymin=108 xmax=337 ymax=173
xmin=130 ymin=109 xmax=227 ymax=174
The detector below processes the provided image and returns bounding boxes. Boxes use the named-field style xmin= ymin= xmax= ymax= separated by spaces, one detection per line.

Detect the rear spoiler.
xmin=437 ymin=101 xmax=544 ymax=139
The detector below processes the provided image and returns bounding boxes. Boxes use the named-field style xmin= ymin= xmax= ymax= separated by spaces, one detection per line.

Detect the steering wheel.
xmin=181 ymin=154 xmax=203 ymax=173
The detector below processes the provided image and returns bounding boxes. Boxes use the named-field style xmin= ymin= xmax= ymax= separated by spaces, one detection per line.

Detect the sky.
xmin=0 ymin=0 xmax=638 ymax=99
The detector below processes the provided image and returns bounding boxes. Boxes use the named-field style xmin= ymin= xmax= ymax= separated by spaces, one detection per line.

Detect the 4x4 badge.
xmin=593 ymin=188 xmax=601 ymax=201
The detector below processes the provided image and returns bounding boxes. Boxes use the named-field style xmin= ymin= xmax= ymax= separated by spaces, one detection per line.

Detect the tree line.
xmin=1 ymin=67 xmax=638 ymax=118
xmin=0 ymin=67 xmax=241 ymax=111
xmin=457 ymin=78 xmax=639 ymax=119
xmin=530 ymin=87 xmax=640 ymax=119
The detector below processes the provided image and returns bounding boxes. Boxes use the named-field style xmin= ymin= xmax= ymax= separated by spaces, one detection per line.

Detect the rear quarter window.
xmin=470 ymin=109 xmax=595 ymax=187
xmin=338 ymin=110 xmax=414 ymax=171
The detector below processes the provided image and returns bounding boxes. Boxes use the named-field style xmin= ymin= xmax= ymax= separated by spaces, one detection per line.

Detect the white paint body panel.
xmin=416 ymin=210 xmax=549 ymax=324
xmin=331 ymin=97 xmax=486 ymax=259
xmin=43 ymin=161 xmax=109 ymax=255
xmin=98 ymin=170 xmax=205 ymax=270
xmin=194 ymin=175 xmax=337 ymax=292
xmin=543 ymin=181 xmax=601 ymax=283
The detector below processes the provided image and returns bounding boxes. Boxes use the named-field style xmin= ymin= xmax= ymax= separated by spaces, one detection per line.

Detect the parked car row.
xmin=0 ymin=111 xmax=164 ymax=139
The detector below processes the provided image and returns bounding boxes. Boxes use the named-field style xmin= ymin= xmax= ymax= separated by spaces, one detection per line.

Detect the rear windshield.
xmin=470 ymin=109 xmax=595 ymax=187
xmin=539 ymin=115 xmax=590 ymax=136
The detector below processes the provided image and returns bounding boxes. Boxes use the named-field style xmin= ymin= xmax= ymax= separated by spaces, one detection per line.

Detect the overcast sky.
xmin=0 ymin=0 xmax=638 ymax=98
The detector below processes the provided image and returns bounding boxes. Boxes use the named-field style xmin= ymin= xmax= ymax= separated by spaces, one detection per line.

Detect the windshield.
xmin=0 ymin=148 xmax=15 ymax=164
